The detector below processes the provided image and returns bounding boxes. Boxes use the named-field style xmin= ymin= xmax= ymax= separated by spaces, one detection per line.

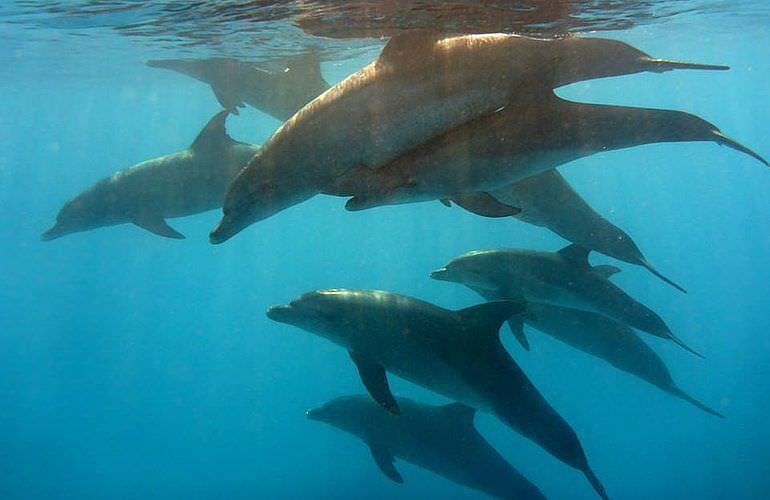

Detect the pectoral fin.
xmin=451 ymin=192 xmax=521 ymax=218
xmin=345 ymin=179 xmax=417 ymax=212
xmin=133 ymin=214 xmax=185 ymax=239
xmin=367 ymin=443 xmax=403 ymax=484
xmin=349 ymin=351 xmax=400 ymax=415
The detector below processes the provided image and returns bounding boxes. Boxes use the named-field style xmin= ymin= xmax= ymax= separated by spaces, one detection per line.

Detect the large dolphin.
xmin=471 ymin=283 xmax=722 ymax=417
xmin=340 ymin=97 xmax=767 ymax=210
xmin=211 ymin=32 xmax=726 ymax=243
xmin=431 ymin=245 xmax=701 ymax=357
xmin=267 ymin=289 xmax=609 ymax=499
xmin=146 ymin=51 xmax=330 ymax=121
xmin=42 ymin=111 xmax=258 ymax=240
xmin=307 ymin=395 xmax=547 ymax=500
xmin=448 ymin=170 xmax=687 ymax=293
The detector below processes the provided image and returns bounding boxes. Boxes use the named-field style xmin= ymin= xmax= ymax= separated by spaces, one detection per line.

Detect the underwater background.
xmin=1 ymin=2 xmax=769 ymax=499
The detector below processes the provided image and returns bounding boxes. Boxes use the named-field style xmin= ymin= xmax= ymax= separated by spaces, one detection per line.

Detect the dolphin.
xmin=267 ymin=289 xmax=609 ymax=499
xmin=471 ymin=283 xmax=722 ymax=417
xmin=211 ymin=32 xmax=726 ymax=243
xmin=42 ymin=111 xmax=258 ymax=241
xmin=146 ymin=51 xmax=330 ymax=121
xmin=447 ymin=170 xmax=687 ymax=293
xmin=431 ymin=245 xmax=702 ymax=358
xmin=340 ymin=96 xmax=767 ymax=211
xmin=307 ymin=395 xmax=547 ymax=500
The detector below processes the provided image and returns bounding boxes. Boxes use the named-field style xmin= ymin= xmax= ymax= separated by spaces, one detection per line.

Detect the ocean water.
xmin=1 ymin=2 xmax=769 ymax=499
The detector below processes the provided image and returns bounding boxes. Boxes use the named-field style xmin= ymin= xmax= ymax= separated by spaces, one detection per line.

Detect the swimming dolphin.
xmin=447 ymin=170 xmax=687 ymax=293
xmin=146 ymin=51 xmax=329 ymax=121
xmin=211 ymin=32 xmax=726 ymax=243
xmin=341 ymin=97 xmax=767 ymax=211
xmin=431 ymin=245 xmax=702 ymax=358
xmin=267 ymin=289 xmax=609 ymax=499
xmin=42 ymin=111 xmax=258 ymax=241
xmin=471 ymin=284 xmax=722 ymax=417
xmin=307 ymin=395 xmax=547 ymax=500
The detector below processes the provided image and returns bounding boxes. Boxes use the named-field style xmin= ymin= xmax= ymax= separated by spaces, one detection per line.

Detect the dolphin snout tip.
xmin=305 ymin=408 xmax=322 ymax=420
xmin=429 ymin=268 xmax=448 ymax=280
xmin=266 ymin=304 xmax=292 ymax=322
xmin=40 ymin=224 xmax=64 ymax=242
xmin=209 ymin=221 xmax=232 ymax=245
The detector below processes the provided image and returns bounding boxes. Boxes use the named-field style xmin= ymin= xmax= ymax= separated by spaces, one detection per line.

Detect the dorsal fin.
xmin=557 ymin=243 xmax=591 ymax=268
xmin=592 ymin=264 xmax=622 ymax=280
xmin=440 ymin=402 xmax=476 ymax=427
xmin=377 ymin=30 xmax=440 ymax=69
xmin=190 ymin=109 xmax=234 ymax=152
xmin=456 ymin=300 xmax=525 ymax=337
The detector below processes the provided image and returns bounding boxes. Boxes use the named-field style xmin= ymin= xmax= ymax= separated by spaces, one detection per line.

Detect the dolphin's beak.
xmin=41 ymin=222 xmax=67 ymax=241
xmin=640 ymin=56 xmax=729 ymax=73
xmin=305 ymin=408 xmax=323 ymax=421
xmin=266 ymin=304 xmax=294 ymax=323
xmin=209 ymin=215 xmax=237 ymax=245
xmin=430 ymin=268 xmax=449 ymax=280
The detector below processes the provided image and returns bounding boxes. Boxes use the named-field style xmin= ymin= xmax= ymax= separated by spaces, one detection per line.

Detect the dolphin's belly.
xmin=372 ymin=343 xmax=490 ymax=410
xmin=119 ymin=152 xmax=250 ymax=218
xmin=256 ymin=72 xmax=512 ymax=208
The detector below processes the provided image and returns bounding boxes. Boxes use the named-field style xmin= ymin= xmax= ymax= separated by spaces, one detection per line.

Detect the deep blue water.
xmin=1 ymin=4 xmax=769 ymax=499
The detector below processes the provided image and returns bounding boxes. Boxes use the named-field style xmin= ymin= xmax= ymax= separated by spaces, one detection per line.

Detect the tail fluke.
xmin=639 ymin=258 xmax=687 ymax=294
xmin=670 ymin=387 xmax=725 ymax=418
xmin=712 ymin=131 xmax=769 ymax=166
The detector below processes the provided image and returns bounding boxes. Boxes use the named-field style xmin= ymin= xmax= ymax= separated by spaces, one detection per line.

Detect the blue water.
xmin=1 ymin=4 xmax=769 ymax=499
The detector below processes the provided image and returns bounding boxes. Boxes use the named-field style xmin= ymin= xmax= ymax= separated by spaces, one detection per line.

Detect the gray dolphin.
xmin=471 ymin=282 xmax=722 ymax=417
xmin=431 ymin=245 xmax=702 ymax=358
xmin=307 ymin=395 xmax=547 ymax=500
xmin=449 ymin=170 xmax=687 ymax=293
xmin=146 ymin=51 xmax=329 ymax=121
xmin=267 ymin=289 xmax=609 ymax=499
xmin=341 ymin=97 xmax=766 ymax=211
xmin=211 ymin=32 xmax=725 ymax=243
xmin=42 ymin=111 xmax=258 ymax=241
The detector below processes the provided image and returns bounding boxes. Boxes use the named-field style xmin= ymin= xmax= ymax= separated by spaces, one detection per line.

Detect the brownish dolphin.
xmin=447 ymin=170 xmax=688 ymax=293
xmin=211 ymin=32 xmax=726 ymax=243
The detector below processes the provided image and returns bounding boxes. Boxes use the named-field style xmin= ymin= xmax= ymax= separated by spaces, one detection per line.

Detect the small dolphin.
xmin=341 ymin=97 xmax=766 ymax=211
xmin=472 ymin=285 xmax=722 ymax=417
xmin=268 ymin=289 xmax=609 ymax=499
xmin=431 ymin=245 xmax=702 ymax=358
xmin=42 ymin=111 xmax=258 ymax=240
xmin=307 ymin=395 xmax=547 ymax=500
xmin=146 ymin=51 xmax=329 ymax=121
xmin=449 ymin=170 xmax=686 ymax=293
xmin=212 ymin=32 xmax=725 ymax=243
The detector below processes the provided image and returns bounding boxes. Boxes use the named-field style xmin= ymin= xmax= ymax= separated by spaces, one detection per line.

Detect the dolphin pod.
xmin=44 ymin=30 xmax=769 ymax=498
xmin=431 ymin=244 xmax=703 ymax=358
xmin=307 ymin=395 xmax=547 ymax=499
xmin=211 ymin=32 xmax=733 ymax=243
xmin=268 ymin=290 xmax=609 ymax=499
